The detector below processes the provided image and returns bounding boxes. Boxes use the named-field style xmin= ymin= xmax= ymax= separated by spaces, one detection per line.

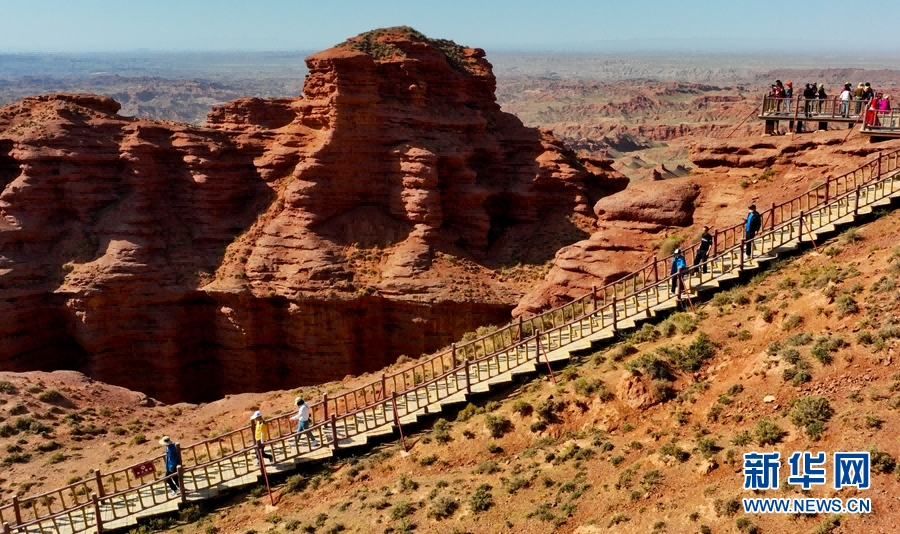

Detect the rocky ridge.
xmin=0 ymin=28 xmax=624 ymax=403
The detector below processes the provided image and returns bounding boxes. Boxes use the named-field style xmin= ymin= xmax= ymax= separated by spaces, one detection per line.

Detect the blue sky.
xmin=3 ymin=0 xmax=900 ymax=53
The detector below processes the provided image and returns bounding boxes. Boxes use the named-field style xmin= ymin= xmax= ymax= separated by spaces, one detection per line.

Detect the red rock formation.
xmin=0 ymin=28 xmax=625 ymax=402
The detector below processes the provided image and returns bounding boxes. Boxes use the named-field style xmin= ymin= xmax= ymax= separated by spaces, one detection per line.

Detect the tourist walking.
xmin=744 ymin=205 xmax=761 ymax=258
xmin=693 ymin=226 xmax=713 ymax=274
xmin=251 ymin=411 xmax=274 ymax=463
xmin=816 ymin=84 xmax=826 ymax=113
xmin=670 ymin=248 xmax=687 ymax=296
xmin=290 ymin=397 xmax=317 ymax=446
xmin=160 ymin=436 xmax=181 ymax=497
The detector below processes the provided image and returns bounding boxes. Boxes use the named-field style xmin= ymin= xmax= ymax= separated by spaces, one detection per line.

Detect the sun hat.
xmin=251 ymin=410 xmax=262 ymax=420
xmin=674 ymin=248 xmax=681 ymax=254
xmin=749 ymin=204 xmax=756 ymax=210
xmin=295 ymin=397 xmax=304 ymax=406
xmin=159 ymin=436 xmax=173 ymax=445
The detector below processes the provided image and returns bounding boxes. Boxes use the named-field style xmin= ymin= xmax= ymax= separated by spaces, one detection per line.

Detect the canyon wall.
xmin=0 ymin=28 xmax=626 ymax=402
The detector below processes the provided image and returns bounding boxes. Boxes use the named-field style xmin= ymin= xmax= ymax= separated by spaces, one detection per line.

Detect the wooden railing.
xmin=4 ymin=148 xmax=900 ymax=534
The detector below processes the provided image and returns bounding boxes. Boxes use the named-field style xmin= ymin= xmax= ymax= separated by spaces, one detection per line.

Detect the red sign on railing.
xmin=131 ymin=461 xmax=156 ymax=478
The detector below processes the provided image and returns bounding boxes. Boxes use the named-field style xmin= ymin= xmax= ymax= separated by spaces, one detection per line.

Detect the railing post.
xmin=517 ymin=317 xmax=523 ymax=340
xmin=380 ymin=373 xmax=386 ymax=399
xmin=91 ymin=493 xmax=103 ymax=534
xmin=3 ymin=522 xmax=10 ymax=534
xmin=94 ymin=469 xmax=105 ymax=498
xmin=591 ymin=285 xmax=597 ymax=310
xmin=463 ymin=359 xmax=471 ymax=394
xmin=854 ymin=186 xmax=860 ymax=215
xmin=770 ymin=202 xmax=776 ymax=230
xmin=390 ymin=392 xmax=407 ymax=452
xmin=322 ymin=393 xmax=328 ymax=420
xmin=653 ymin=260 xmax=659 ymax=283
xmin=878 ymin=151 xmax=882 ymax=177
xmin=611 ymin=296 xmax=618 ymax=332
xmin=798 ymin=210 xmax=804 ymax=244
xmin=825 ymin=177 xmax=830 ymax=203
xmin=740 ymin=240 xmax=745 ymax=270
xmin=451 ymin=343 xmax=457 ymax=367
xmin=330 ymin=414 xmax=338 ymax=448
xmin=177 ymin=465 xmax=186 ymax=504
xmin=11 ymin=496 xmax=20 ymax=526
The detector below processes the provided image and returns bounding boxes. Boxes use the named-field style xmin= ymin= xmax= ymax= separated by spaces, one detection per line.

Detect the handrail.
xmin=4 ymin=147 xmax=900 ymax=534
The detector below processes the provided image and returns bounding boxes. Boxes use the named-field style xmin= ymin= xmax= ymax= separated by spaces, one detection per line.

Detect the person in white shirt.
xmin=840 ymin=83 xmax=853 ymax=117
xmin=290 ymin=397 xmax=317 ymax=445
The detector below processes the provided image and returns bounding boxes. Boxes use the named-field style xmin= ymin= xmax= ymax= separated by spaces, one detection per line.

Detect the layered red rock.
xmin=0 ymin=29 xmax=625 ymax=402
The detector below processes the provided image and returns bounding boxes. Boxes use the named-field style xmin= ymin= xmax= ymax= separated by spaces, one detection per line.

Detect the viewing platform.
xmin=758 ymin=96 xmax=900 ymax=139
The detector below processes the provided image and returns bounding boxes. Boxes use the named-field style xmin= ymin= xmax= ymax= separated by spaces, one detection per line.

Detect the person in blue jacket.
xmin=745 ymin=205 xmax=762 ymax=258
xmin=160 ymin=436 xmax=181 ymax=496
xmin=670 ymin=248 xmax=687 ymax=295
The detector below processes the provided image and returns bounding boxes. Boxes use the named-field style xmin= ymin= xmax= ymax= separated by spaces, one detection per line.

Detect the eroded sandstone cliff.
xmin=0 ymin=28 xmax=625 ymax=402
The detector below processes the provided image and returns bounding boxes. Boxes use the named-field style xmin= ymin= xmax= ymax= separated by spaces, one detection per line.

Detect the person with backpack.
xmin=692 ymin=226 xmax=713 ymax=274
xmin=670 ymin=249 xmax=687 ymax=296
xmin=744 ymin=205 xmax=762 ymax=258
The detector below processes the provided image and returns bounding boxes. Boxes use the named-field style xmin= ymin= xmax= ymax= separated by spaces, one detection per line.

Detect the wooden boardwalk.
xmin=3 ymin=149 xmax=900 ymax=534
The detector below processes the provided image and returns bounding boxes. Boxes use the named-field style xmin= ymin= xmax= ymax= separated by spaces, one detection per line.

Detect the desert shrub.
xmin=780 ymin=347 xmax=801 ymax=364
xmin=736 ymin=516 xmax=759 ymax=534
xmin=504 ymin=476 xmax=531 ymax=494
xmin=511 ymin=400 xmax=532 ymax=416
xmin=607 ymin=344 xmax=638 ymax=362
xmin=390 ymin=501 xmax=416 ymax=520
xmin=812 ymin=515 xmax=842 ymax=534
xmin=455 ymin=403 xmax=483 ymax=422
xmin=857 ymin=330 xmax=875 ymax=345
xmin=714 ymin=497 xmax=741 ymax=517
xmin=756 ymin=305 xmax=774 ymax=323
xmin=36 ymin=441 xmax=61 ymax=453
xmin=731 ymin=431 xmax=752 ymax=446
xmin=427 ymin=497 xmax=458 ymax=520
xmin=785 ymin=332 xmax=814 ymax=346
xmin=868 ymin=448 xmax=896 ymax=474
xmin=754 ymin=419 xmax=786 ymax=446
xmin=284 ymin=474 xmax=308 ymax=494
xmin=131 ymin=434 xmax=148 ymax=445
xmin=484 ymin=414 xmax=512 ymax=438
xmin=629 ymin=323 xmax=660 ymax=343
xmin=468 ymin=484 xmax=494 ymax=513
xmin=534 ymin=399 xmax=563 ymax=424
xmin=835 ymin=294 xmax=859 ymax=318
xmin=626 ymin=353 xmax=674 ymax=381
xmin=789 ymin=396 xmax=833 ymax=439
xmin=782 ymin=314 xmax=803 ymax=330
xmin=766 ymin=340 xmax=782 ymax=356
xmin=419 ymin=455 xmax=438 ymax=467
xmin=696 ymin=438 xmax=720 ymax=459
xmin=871 ymin=276 xmax=896 ymax=293
xmin=398 ymin=474 xmax=418 ymax=492
xmin=656 ymin=234 xmax=684 ymax=258
xmin=841 ymin=227 xmax=863 ymax=244
xmin=659 ymin=442 xmax=690 ymax=462
xmin=473 ymin=460 xmax=502 ymax=475
xmin=433 ymin=418 xmax=451 ymax=443
xmin=36 ymin=390 xmax=64 ymax=403
xmin=0 ymin=381 xmax=16 ymax=394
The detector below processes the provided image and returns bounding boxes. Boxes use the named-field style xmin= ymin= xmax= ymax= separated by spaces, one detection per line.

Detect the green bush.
xmin=390 ymin=501 xmax=416 ymax=520
xmin=36 ymin=390 xmax=64 ymax=403
xmin=511 ymin=400 xmax=532 ymax=416
xmin=659 ymin=442 xmax=689 ymax=462
xmin=835 ymin=294 xmax=859 ymax=318
xmin=782 ymin=314 xmax=803 ymax=330
xmin=789 ymin=396 xmax=834 ymax=439
xmin=468 ymin=484 xmax=494 ymax=513
xmin=427 ymin=496 xmax=458 ymax=520
xmin=626 ymin=353 xmax=674 ymax=381
xmin=484 ymin=414 xmax=512 ymax=438
xmin=754 ymin=419 xmax=785 ymax=446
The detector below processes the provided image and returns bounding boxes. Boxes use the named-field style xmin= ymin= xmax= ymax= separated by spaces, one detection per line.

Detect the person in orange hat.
xmin=785 ymin=81 xmax=793 ymax=112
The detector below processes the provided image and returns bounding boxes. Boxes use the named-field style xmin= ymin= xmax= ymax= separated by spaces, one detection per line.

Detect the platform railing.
xmin=3 ymin=148 xmax=900 ymax=534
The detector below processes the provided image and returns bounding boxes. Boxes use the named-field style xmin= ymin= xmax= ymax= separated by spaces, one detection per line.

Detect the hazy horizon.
xmin=5 ymin=0 xmax=900 ymax=53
